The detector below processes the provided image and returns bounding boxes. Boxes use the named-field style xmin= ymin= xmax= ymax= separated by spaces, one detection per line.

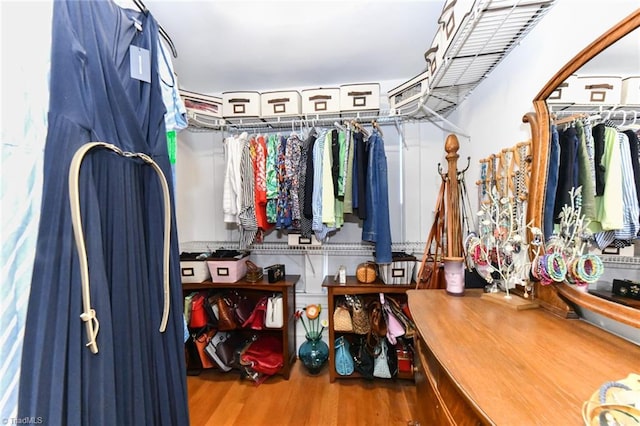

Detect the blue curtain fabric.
xmin=18 ymin=1 xmax=189 ymax=425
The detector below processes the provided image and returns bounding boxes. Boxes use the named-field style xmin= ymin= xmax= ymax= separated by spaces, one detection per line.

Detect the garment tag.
xmin=129 ymin=45 xmax=151 ymax=83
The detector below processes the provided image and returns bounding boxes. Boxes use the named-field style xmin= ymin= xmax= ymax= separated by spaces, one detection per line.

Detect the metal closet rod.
xmin=221 ymin=112 xmax=413 ymax=133
xmin=180 ymin=240 xmax=426 ymax=254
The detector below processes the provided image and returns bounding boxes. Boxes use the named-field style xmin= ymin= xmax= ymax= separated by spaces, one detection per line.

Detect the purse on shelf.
xmin=356 ymin=262 xmax=378 ymax=283
xmin=243 ymin=296 xmax=268 ymax=330
xmin=194 ymin=327 xmax=217 ymax=369
xmin=240 ymin=335 xmax=284 ymax=376
xmin=333 ymin=304 xmax=353 ymax=332
xmin=205 ymin=331 xmax=247 ymax=372
xmin=245 ymin=260 xmax=264 ymax=282
xmin=345 ymin=295 xmax=370 ymax=335
xmin=380 ymin=293 xmax=405 ymax=345
xmin=373 ymin=339 xmax=398 ymax=379
xmin=368 ymin=299 xmax=387 ymax=338
xmin=335 ymin=336 xmax=354 ymax=376
xmin=216 ymin=296 xmax=238 ymax=331
xmin=265 ymin=294 xmax=283 ymax=328
xmin=189 ymin=292 xmax=208 ymax=329
xmin=350 ymin=336 xmax=374 ymax=379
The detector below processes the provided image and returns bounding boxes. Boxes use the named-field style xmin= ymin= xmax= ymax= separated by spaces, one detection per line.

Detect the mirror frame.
xmin=524 ymin=9 xmax=640 ymax=326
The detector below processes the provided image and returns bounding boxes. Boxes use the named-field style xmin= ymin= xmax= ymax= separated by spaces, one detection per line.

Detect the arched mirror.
xmin=525 ymin=9 xmax=640 ymax=333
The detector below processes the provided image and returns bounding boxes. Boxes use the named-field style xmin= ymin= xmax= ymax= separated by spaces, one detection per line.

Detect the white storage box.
xmin=180 ymin=90 xmax=224 ymax=128
xmin=339 ymin=83 xmax=380 ymax=115
xmin=575 ymin=76 xmax=622 ymax=105
xmin=424 ymin=29 xmax=445 ymax=82
xmin=260 ymin=90 xmax=302 ymax=118
xmin=388 ymin=71 xmax=429 ymax=114
xmin=206 ymin=253 xmax=250 ymax=283
xmin=301 ymin=88 xmax=341 ymax=116
xmin=547 ymin=74 xmax=579 ymax=104
xmin=436 ymin=0 xmax=475 ymax=60
xmin=287 ymin=232 xmax=321 ymax=247
xmin=180 ymin=253 xmax=211 ymax=283
xmin=222 ymin=91 xmax=261 ymax=120
xmin=621 ymin=77 xmax=640 ymax=105
xmin=378 ymin=254 xmax=417 ymax=285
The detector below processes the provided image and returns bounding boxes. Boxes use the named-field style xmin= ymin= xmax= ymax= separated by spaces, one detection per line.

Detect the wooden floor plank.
xmin=187 ymin=362 xmax=418 ymax=426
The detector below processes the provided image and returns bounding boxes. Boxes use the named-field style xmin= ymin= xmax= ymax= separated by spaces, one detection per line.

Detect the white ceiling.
xmin=143 ymin=0 xmax=446 ymax=95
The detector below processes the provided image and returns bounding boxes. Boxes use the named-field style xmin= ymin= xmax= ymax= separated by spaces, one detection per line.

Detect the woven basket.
xmin=356 ymin=262 xmax=377 ymax=283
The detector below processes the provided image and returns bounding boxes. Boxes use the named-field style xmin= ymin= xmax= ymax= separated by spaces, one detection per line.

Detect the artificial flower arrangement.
xmin=295 ymin=304 xmax=329 ymax=340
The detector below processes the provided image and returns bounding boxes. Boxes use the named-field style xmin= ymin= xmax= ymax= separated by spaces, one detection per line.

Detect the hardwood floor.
xmin=187 ymin=361 xmax=419 ymax=426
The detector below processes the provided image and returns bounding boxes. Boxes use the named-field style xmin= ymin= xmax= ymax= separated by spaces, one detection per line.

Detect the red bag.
xmin=240 ymin=335 xmax=283 ymax=376
xmin=190 ymin=293 xmax=208 ymax=329
xmin=242 ymin=296 xmax=268 ymax=330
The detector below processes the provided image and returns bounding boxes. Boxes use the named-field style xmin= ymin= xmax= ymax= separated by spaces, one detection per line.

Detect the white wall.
xmin=450 ymin=0 xmax=640 ymax=215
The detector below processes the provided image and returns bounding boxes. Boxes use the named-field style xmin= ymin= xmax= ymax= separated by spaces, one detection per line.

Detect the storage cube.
xmin=339 ymin=83 xmax=380 ymax=115
xmin=575 ymin=76 xmax=622 ymax=105
xmin=287 ymin=232 xmax=321 ymax=246
xmin=424 ymin=30 xmax=445 ymax=81
xmin=222 ymin=91 xmax=261 ymax=119
xmin=301 ymin=87 xmax=341 ymax=116
xmin=621 ymin=77 xmax=640 ymax=105
xmin=436 ymin=0 xmax=476 ymax=59
xmin=180 ymin=90 xmax=224 ymax=128
xmin=388 ymin=71 xmax=429 ymax=114
xmin=260 ymin=90 xmax=302 ymax=118
xmin=547 ymin=74 xmax=579 ymax=104
xmin=180 ymin=252 xmax=211 ymax=283
xmin=378 ymin=254 xmax=417 ymax=285
xmin=206 ymin=253 xmax=250 ymax=283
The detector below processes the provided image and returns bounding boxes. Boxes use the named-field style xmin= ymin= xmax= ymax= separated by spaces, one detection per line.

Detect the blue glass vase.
xmin=298 ymin=334 xmax=329 ymax=375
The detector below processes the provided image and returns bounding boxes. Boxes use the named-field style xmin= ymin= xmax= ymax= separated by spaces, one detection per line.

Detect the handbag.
xmin=334 ymin=336 xmax=354 ymax=376
xmin=216 ymin=296 xmax=238 ymax=331
xmin=265 ymin=294 xmax=283 ymax=328
xmin=373 ymin=339 xmax=391 ymax=379
xmin=205 ymin=331 xmax=246 ymax=372
xmin=233 ymin=293 xmax=254 ymax=326
xmin=243 ymin=296 xmax=268 ymax=330
xmin=245 ymin=260 xmax=264 ymax=282
xmin=356 ymin=262 xmax=378 ymax=283
xmin=189 ymin=292 xmax=208 ymax=329
xmin=240 ymin=335 xmax=284 ymax=376
xmin=184 ymin=333 xmax=203 ymax=376
xmin=350 ymin=336 xmax=374 ymax=379
xmin=345 ymin=294 xmax=370 ymax=335
xmin=333 ymin=304 xmax=353 ymax=332
xmin=194 ymin=328 xmax=217 ymax=369
xmin=417 ymin=178 xmax=446 ymax=290
xmin=368 ymin=300 xmax=387 ymax=337
xmin=380 ymin=293 xmax=405 ymax=345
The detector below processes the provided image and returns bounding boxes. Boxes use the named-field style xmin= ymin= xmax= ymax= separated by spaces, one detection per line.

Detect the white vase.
xmin=444 ymin=257 xmax=465 ymax=296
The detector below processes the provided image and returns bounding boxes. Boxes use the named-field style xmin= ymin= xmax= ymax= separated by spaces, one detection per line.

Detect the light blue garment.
xmin=1 ymin=3 xmax=51 ymax=420
xmin=362 ymin=130 xmax=392 ymax=263
xmin=157 ymin=39 xmax=187 ymax=131
xmin=311 ymin=130 xmax=335 ymax=241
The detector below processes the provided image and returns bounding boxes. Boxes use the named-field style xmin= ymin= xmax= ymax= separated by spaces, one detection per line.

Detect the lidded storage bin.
xmin=222 ymin=91 xmax=262 ymax=123
xmin=180 ymin=90 xmax=224 ymax=128
xmin=388 ymin=71 xmax=429 ymax=114
xmin=575 ymin=76 xmax=622 ymax=105
xmin=301 ymin=87 xmax=341 ymax=118
xmin=621 ymin=77 xmax=640 ymax=105
xmin=339 ymin=83 xmax=380 ymax=117
xmin=260 ymin=90 xmax=302 ymax=118
xmin=206 ymin=250 xmax=250 ymax=283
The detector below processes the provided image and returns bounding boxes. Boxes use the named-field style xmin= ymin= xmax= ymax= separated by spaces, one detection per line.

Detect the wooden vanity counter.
xmin=407 ymin=289 xmax=640 ymax=425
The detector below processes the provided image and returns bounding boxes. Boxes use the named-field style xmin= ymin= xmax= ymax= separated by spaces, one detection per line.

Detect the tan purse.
xmin=356 ymin=262 xmax=377 ymax=283
xmin=351 ymin=304 xmax=370 ymax=335
xmin=333 ymin=305 xmax=353 ymax=332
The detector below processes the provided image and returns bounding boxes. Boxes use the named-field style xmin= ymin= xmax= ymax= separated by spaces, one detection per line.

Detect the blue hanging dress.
xmin=18 ymin=1 xmax=189 ymax=425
